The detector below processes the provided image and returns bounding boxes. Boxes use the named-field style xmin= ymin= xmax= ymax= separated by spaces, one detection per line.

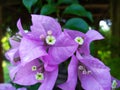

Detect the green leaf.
xmin=27 ymin=83 xmax=40 ymax=90
xmin=90 ymin=42 xmax=95 ymax=55
xmin=46 ymin=0 xmax=53 ymax=4
xmin=63 ymin=4 xmax=93 ymax=22
xmin=85 ymin=12 xmax=93 ymax=22
xmin=40 ymin=4 xmax=57 ymax=15
xmin=58 ymin=0 xmax=78 ymax=5
xmin=22 ymin=0 xmax=38 ymax=12
xmin=64 ymin=18 xmax=89 ymax=33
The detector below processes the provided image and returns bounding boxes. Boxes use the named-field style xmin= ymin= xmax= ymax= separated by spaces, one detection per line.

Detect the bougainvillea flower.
xmin=0 ymin=83 xmax=26 ymax=90
xmin=6 ymin=15 xmax=77 ymax=90
xmin=5 ymin=19 xmax=40 ymax=65
xmin=9 ymin=58 xmax=58 ymax=90
xmin=58 ymin=29 xmax=111 ymax=90
xmin=5 ymin=38 xmax=20 ymax=65
xmin=19 ymin=15 xmax=77 ymax=65
xmin=111 ymin=77 xmax=120 ymax=89
xmin=64 ymin=29 xmax=104 ymax=55
xmin=5 ymin=19 xmax=25 ymax=65
xmin=5 ymin=18 xmax=48 ymax=65
xmin=58 ymin=53 xmax=111 ymax=90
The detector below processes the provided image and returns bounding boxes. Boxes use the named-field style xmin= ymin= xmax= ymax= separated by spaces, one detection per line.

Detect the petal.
xmin=64 ymin=29 xmax=90 ymax=55
xmin=64 ymin=29 xmax=85 ymax=39
xmin=46 ymin=32 xmax=78 ymax=65
xmin=77 ymin=53 xmax=111 ymax=90
xmin=0 ymin=83 xmax=16 ymax=90
xmin=8 ymin=65 xmax=20 ymax=81
xmin=38 ymin=67 xmax=58 ymax=90
xmin=78 ymin=41 xmax=90 ymax=55
xmin=64 ymin=29 xmax=104 ymax=55
xmin=5 ymin=48 xmax=19 ymax=65
xmin=17 ymin=88 xmax=27 ymax=90
xmin=31 ymin=15 xmax=62 ymax=37
xmin=30 ymin=24 xmax=46 ymax=38
xmin=10 ymin=60 xmax=40 ymax=85
xmin=44 ymin=63 xmax=58 ymax=72
xmin=17 ymin=19 xmax=25 ymax=35
xmin=9 ymin=38 xmax=20 ymax=48
xmin=5 ymin=48 xmax=18 ymax=60
xmin=58 ymin=55 xmax=78 ymax=90
xmin=79 ymin=30 xmax=104 ymax=55
xmin=86 ymin=30 xmax=104 ymax=42
xmin=78 ymin=73 xmax=104 ymax=90
xmin=19 ymin=37 xmax=47 ymax=64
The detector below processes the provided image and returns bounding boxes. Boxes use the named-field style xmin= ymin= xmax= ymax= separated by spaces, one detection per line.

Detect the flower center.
xmin=78 ymin=65 xmax=91 ymax=74
xmin=45 ymin=35 xmax=56 ymax=45
xmin=32 ymin=66 xmax=37 ymax=71
xmin=112 ymin=80 xmax=117 ymax=89
xmin=31 ymin=60 xmax=45 ymax=81
xmin=40 ymin=30 xmax=56 ymax=45
xmin=35 ymin=72 xmax=44 ymax=80
xmin=74 ymin=36 xmax=84 ymax=45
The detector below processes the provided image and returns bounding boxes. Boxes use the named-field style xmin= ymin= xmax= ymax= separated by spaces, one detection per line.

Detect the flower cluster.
xmin=3 ymin=15 xmax=120 ymax=90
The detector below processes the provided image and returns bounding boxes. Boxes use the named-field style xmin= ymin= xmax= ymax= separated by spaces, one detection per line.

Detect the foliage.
xmin=40 ymin=4 xmax=57 ymax=15
xmin=1 ymin=31 xmax=10 ymax=53
xmin=63 ymin=4 xmax=93 ymax=22
xmin=22 ymin=0 xmax=93 ymax=33
xmin=22 ymin=0 xmax=38 ymax=12
xmin=64 ymin=18 xmax=89 ymax=33
xmin=2 ymin=61 xmax=10 ymax=82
